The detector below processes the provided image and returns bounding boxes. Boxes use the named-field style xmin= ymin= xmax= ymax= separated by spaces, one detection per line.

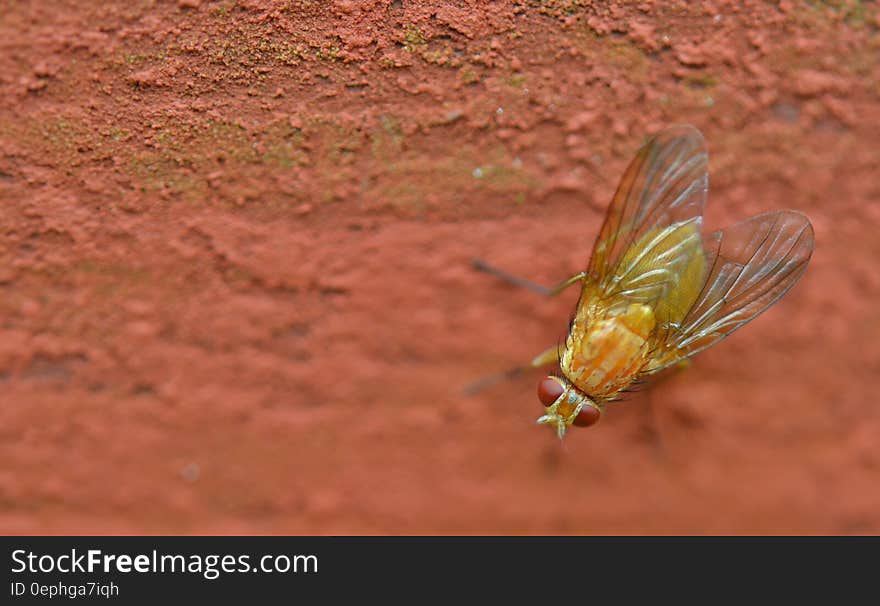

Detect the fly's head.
xmin=536 ymin=376 xmax=603 ymax=439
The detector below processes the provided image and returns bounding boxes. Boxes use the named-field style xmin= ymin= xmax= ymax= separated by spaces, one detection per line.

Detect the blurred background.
xmin=0 ymin=0 xmax=878 ymax=534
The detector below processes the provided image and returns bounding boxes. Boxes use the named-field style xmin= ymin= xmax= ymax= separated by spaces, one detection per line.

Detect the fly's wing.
xmin=585 ymin=125 xmax=710 ymax=324
xmin=644 ymin=210 xmax=814 ymax=372
xmin=589 ymin=125 xmax=708 ymax=282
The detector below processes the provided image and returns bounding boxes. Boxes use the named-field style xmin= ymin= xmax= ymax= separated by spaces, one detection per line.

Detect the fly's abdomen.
xmin=562 ymin=303 xmax=656 ymax=399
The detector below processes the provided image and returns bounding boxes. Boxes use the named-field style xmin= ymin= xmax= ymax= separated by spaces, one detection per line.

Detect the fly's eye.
xmin=537 ymin=377 xmax=564 ymax=407
xmin=572 ymin=405 xmax=601 ymax=427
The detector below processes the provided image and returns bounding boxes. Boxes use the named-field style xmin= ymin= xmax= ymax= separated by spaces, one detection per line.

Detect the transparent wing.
xmin=646 ymin=210 xmax=814 ymax=371
xmin=599 ymin=218 xmax=707 ymax=324
xmin=589 ymin=124 xmax=709 ymax=292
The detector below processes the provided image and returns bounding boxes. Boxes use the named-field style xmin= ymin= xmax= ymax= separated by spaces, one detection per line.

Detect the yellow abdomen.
xmin=561 ymin=303 xmax=656 ymax=399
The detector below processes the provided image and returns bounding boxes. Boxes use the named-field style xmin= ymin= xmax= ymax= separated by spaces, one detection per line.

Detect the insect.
xmin=477 ymin=125 xmax=814 ymax=439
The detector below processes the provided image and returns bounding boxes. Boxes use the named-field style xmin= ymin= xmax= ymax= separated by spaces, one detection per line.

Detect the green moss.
xmin=371 ymin=115 xmax=404 ymax=163
xmin=315 ymin=44 xmax=342 ymax=63
xmin=24 ymin=117 xmax=97 ymax=168
xmin=383 ymin=181 xmax=427 ymax=214
xmin=261 ymin=126 xmax=308 ymax=168
xmin=471 ymin=159 xmax=536 ymax=194
xmin=69 ymin=260 xmax=154 ymax=300
xmin=460 ymin=66 xmax=479 ymax=85
xmin=600 ymin=39 xmax=650 ymax=79
xmin=104 ymin=115 xmax=309 ymax=200
xmin=507 ymin=73 xmax=527 ymax=89
xmin=403 ymin=24 xmax=427 ymax=51
xmin=421 ymin=50 xmax=447 ymax=65
xmin=807 ymin=0 xmax=869 ymax=27
xmin=40 ymin=119 xmax=85 ymax=150
xmin=682 ymin=72 xmax=719 ymax=89
xmin=211 ymin=0 xmax=235 ymax=17
xmin=368 ymin=144 xmax=536 ymax=218
xmin=108 ymin=127 xmax=132 ymax=142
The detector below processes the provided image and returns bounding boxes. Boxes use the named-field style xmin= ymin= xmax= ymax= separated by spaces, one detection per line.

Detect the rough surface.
xmin=1 ymin=0 xmax=878 ymax=534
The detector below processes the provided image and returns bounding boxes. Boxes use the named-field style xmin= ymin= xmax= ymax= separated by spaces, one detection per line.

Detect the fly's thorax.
xmin=536 ymin=376 xmax=603 ymax=439
xmin=560 ymin=303 xmax=656 ymax=399
xmin=615 ymin=303 xmax=656 ymax=338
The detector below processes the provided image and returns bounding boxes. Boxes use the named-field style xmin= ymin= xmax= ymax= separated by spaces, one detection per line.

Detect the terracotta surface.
xmin=1 ymin=1 xmax=878 ymax=535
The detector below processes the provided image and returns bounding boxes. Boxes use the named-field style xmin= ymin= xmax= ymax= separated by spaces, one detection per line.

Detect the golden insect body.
xmin=563 ymin=300 xmax=655 ymax=397
xmin=528 ymin=125 xmax=814 ymax=438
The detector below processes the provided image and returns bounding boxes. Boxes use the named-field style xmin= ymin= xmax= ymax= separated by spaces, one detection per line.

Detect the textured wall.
xmin=1 ymin=0 xmax=878 ymax=533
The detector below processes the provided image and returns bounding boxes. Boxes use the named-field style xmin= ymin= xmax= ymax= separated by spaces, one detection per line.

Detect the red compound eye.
xmin=537 ymin=377 xmax=564 ymax=407
xmin=572 ymin=405 xmax=601 ymax=427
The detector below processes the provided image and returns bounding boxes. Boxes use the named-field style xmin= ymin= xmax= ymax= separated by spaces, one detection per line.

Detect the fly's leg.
xmin=472 ymin=259 xmax=586 ymax=297
xmin=463 ymin=344 xmax=561 ymax=396
xmin=529 ymin=345 xmax=560 ymax=368
xmin=465 ymin=258 xmax=579 ymax=396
